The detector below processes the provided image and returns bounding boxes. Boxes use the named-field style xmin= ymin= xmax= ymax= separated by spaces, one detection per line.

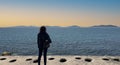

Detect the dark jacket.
xmin=37 ymin=32 xmax=52 ymax=48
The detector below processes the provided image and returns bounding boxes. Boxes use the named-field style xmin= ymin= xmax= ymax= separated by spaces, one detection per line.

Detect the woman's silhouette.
xmin=37 ymin=26 xmax=52 ymax=65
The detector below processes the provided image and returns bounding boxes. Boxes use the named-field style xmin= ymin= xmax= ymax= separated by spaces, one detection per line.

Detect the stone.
xmin=1 ymin=52 xmax=12 ymax=56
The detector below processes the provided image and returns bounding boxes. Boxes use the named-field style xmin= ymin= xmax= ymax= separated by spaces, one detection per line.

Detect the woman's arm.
xmin=47 ymin=34 xmax=52 ymax=43
xmin=37 ymin=34 xmax=40 ymax=48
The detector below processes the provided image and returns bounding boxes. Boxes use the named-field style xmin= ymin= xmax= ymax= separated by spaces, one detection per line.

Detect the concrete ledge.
xmin=0 ymin=56 xmax=120 ymax=65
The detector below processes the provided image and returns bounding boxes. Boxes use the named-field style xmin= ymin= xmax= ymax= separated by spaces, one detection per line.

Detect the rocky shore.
xmin=0 ymin=56 xmax=120 ymax=65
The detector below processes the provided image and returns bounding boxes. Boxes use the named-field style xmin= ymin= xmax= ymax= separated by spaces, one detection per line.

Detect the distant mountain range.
xmin=91 ymin=25 xmax=119 ymax=28
xmin=0 ymin=25 xmax=119 ymax=28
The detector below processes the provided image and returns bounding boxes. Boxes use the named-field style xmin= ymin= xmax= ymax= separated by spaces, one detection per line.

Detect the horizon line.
xmin=0 ymin=24 xmax=119 ymax=28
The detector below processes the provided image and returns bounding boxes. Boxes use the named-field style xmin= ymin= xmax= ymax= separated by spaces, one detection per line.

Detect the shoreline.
xmin=0 ymin=56 xmax=120 ymax=65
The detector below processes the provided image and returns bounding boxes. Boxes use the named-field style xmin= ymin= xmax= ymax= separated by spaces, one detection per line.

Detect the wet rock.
xmin=1 ymin=52 xmax=12 ymax=56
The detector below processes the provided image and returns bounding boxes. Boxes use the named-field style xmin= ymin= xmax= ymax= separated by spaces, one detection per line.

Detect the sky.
xmin=0 ymin=0 xmax=120 ymax=27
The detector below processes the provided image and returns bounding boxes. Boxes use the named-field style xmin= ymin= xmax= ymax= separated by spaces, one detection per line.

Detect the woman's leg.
xmin=44 ymin=48 xmax=48 ymax=65
xmin=38 ymin=48 xmax=43 ymax=65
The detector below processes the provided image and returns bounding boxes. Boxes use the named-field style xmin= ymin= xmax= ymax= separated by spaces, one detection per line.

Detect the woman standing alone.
xmin=37 ymin=26 xmax=52 ymax=65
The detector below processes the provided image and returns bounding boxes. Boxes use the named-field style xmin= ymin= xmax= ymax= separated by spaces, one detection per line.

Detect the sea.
xmin=0 ymin=26 xmax=120 ymax=56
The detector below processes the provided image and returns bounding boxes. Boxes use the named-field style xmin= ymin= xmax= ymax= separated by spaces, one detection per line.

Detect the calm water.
xmin=0 ymin=27 xmax=120 ymax=56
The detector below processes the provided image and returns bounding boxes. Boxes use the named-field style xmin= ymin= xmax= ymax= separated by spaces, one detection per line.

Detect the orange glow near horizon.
xmin=0 ymin=3 xmax=120 ymax=27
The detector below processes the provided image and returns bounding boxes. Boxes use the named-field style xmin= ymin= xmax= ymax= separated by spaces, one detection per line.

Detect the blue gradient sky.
xmin=0 ymin=0 xmax=120 ymax=27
